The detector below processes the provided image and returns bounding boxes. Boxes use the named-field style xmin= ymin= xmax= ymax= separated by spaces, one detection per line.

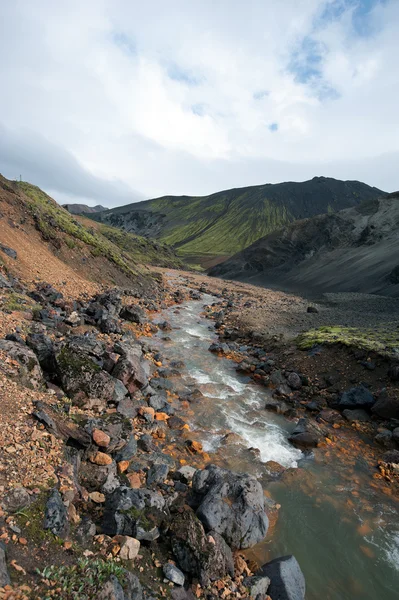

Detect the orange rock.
xmin=182 ymin=424 xmax=190 ymax=431
xmin=187 ymin=440 xmax=203 ymax=453
xmin=139 ymin=406 xmax=155 ymax=418
xmin=155 ymin=361 xmax=162 ymax=367
xmin=92 ymin=429 xmax=111 ymax=448
xmin=154 ymin=412 xmax=169 ymax=421
xmin=90 ymin=452 xmax=112 ymax=466
xmin=126 ymin=472 xmax=142 ymax=489
xmin=117 ymin=461 xmax=130 ymax=474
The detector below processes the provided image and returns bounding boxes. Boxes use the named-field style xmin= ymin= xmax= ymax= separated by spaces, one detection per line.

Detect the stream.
xmin=150 ymin=293 xmax=399 ymax=600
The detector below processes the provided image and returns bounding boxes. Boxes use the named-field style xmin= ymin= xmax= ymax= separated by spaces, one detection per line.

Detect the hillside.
xmin=63 ymin=203 xmax=107 ymax=214
xmin=91 ymin=177 xmax=385 ymax=266
xmin=209 ymin=193 xmax=399 ymax=297
xmin=0 ymin=175 xmax=182 ymax=294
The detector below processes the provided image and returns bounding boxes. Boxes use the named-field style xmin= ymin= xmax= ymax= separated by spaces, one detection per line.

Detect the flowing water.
xmin=151 ymin=294 xmax=399 ymax=600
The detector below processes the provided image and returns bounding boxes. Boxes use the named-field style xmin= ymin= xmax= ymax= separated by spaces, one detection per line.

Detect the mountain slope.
xmin=209 ymin=193 xmax=399 ymax=297
xmin=92 ymin=177 xmax=385 ymax=265
xmin=0 ymin=175 xmax=182 ymax=293
xmin=63 ymin=203 xmax=107 ymax=214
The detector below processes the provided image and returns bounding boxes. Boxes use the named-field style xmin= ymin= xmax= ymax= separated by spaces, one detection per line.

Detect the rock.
xmin=138 ymin=434 xmax=155 ymax=453
xmin=2 ymin=486 xmax=30 ymax=513
xmin=342 ymin=409 xmax=371 ymax=423
xmin=117 ymin=398 xmax=141 ymax=419
xmin=80 ymin=462 xmax=116 ymax=492
xmin=97 ymin=572 xmax=142 ymax=600
xmin=113 ymin=351 xmax=149 ymax=394
xmin=0 ymin=273 xmax=12 ymax=288
xmin=307 ymin=306 xmax=318 ymax=313
xmin=289 ymin=418 xmax=323 ymax=448
xmin=117 ymin=536 xmax=140 ymax=561
xmin=243 ymin=575 xmax=270 ymax=600
xmin=93 ymin=429 xmax=111 ymax=448
xmin=335 ymin=386 xmax=375 ymax=410
xmin=43 ymin=489 xmax=69 ymax=538
xmin=26 ymin=333 xmax=56 ymax=373
xmin=0 ymin=244 xmax=17 ymax=259
xmin=33 ymin=401 xmax=91 ymax=447
xmin=89 ymin=491 xmax=106 ymax=503
xmin=374 ymin=430 xmax=394 ymax=448
xmin=178 ymin=466 xmax=197 ymax=482
xmin=65 ymin=310 xmax=81 ymax=326
xmin=163 ymin=563 xmax=185 ymax=586
xmin=148 ymin=394 xmax=167 ymax=411
xmin=287 ymin=372 xmax=302 ymax=390
xmin=147 ymin=463 xmax=169 ymax=485
xmin=0 ymin=542 xmax=10 ymax=587
xmin=170 ymin=508 xmax=234 ymax=586
xmin=257 ymin=555 xmax=305 ymax=600
xmin=102 ymin=486 xmax=166 ymax=537
xmin=382 ymin=449 xmax=399 ymax=463
xmin=113 ymin=435 xmax=138 ymax=463
xmin=265 ymin=398 xmax=289 ymax=415
xmin=91 ymin=452 xmax=113 ymax=466
xmin=392 ymin=428 xmax=399 ymax=444
xmin=120 ymin=305 xmax=146 ymax=324
xmin=0 ymin=339 xmax=44 ymax=389
xmin=192 ymin=465 xmax=269 ymax=549
xmin=75 ymin=517 xmax=96 ymax=546
xmin=126 ymin=473 xmax=142 ymax=489
xmin=372 ymin=391 xmax=399 ymax=419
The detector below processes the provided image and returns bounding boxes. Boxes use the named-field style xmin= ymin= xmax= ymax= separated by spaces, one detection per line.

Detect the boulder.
xmin=243 ymin=575 xmax=271 ymax=600
xmin=287 ymin=372 xmax=302 ymax=390
xmin=163 ymin=563 xmax=185 ymax=586
xmin=170 ymin=508 xmax=234 ymax=586
xmin=117 ymin=536 xmax=140 ymax=561
xmin=289 ymin=418 xmax=323 ymax=449
xmin=2 ymin=486 xmax=31 ymax=513
xmin=112 ymin=352 xmax=149 ymax=394
xmin=0 ymin=339 xmax=44 ymax=389
xmin=120 ymin=305 xmax=146 ymax=324
xmin=0 ymin=244 xmax=17 ymax=259
xmin=256 ymin=555 xmax=305 ymax=600
xmin=26 ymin=333 xmax=56 ymax=373
xmin=102 ymin=486 xmax=166 ymax=537
xmin=43 ymin=489 xmax=69 ymax=538
xmin=342 ymin=409 xmax=371 ymax=423
xmin=192 ymin=465 xmax=269 ymax=549
xmin=335 ymin=386 xmax=375 ymax=410
xmin=147 ymin=463 xmax=169 ymax=486
xmin=75 ymin=517 xmax=96 ymax=547
xmin=372 ymin=391 xmax=399 ymax=420
xmin=97 ymin=571 xmax=142 ymax=600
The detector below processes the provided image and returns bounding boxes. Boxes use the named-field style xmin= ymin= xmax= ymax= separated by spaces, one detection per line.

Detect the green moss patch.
xmin=296 ymin=325 xmax=399 ymax=358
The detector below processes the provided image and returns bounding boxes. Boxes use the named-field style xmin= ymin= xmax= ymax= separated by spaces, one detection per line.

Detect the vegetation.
xmin=36 ymin=558 xmax=127 ymax=600
xmin=93 ymin=177 xmax=384 ymax=262
xmin=296 ymin=325 xmax=399 ymax=358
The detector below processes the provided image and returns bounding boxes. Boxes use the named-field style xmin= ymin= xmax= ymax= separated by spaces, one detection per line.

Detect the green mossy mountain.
xmin=91 ymin=177 xmax=385 ymax=263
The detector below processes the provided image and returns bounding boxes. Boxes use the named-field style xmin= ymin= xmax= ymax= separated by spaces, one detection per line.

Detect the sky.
xmin=0 ymin=0 xmax=398 ymax=207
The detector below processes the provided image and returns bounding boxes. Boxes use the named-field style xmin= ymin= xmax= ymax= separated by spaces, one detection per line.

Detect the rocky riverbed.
xmin=0 ymin=269 xmax=399 ymax=599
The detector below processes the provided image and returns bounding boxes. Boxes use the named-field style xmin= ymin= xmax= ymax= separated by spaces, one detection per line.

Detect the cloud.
xmin=0 ymin=0 xmax=397 ymax=204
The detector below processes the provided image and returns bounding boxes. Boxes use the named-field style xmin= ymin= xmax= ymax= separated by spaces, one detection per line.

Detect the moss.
xmin=121 ymin=506 xmax=151 ymax=529
xmin=57 ymin=347 xmax=101 ymax=375
xmin=296 ymin=325 xmax=399 ymax=358
xmin=15 ymin=493 xmax=51 ymax=545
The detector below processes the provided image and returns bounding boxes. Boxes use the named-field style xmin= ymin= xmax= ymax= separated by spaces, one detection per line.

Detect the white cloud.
xmin=0 ymin=0 xmax=397 ymax=206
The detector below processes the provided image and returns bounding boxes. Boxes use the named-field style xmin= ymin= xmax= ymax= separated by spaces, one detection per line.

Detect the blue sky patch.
xmin=112 ymin=32 xmax=136 ymax=56
xmin=318 ymin=0 xmax=387 ymax=37
xmin=167 ymin=63 xmax=203 ymax=86
xmin=191 ymin=103 xmax=207 ymax=116
xmin=253 ymin=90 xmax=270 ymax=100
xmin=268 ymin=122 xmax=278 ymax=132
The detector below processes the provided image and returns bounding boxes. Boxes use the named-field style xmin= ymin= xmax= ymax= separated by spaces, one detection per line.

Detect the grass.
xmin=36 ymin=558 xmax=127 ymax=600
xmin=296 ymin=325 xmax=399 ymax=358
xmin=0 ymin=290 xmax=41 ymax=313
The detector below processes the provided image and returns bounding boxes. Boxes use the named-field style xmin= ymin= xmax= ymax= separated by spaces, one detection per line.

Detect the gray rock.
xmin=287 ymin=372 xmax=302 ymax=390
xmin=147 ymin=463 xmax=169 ymax=485
xmin=265 ymin=398 xmax=289 ymax=415
xmin=98 ymin=572 xmax=142 ymax=600
xmin=43 ymin=489 xmax=69 ymax=538
xmin=336 ymin=386 xmax=375 ymax=410
xmin=112 ymin=352 xmax=149 ymax=394
xmin=26 ymin=333 xmax=56 ymax=373
xmin=148 ymin=394 xmax=167 ymax=411
xmin=257 ymin=555 xmax=305 ymax=600
xmin=0 ymin=339 xmax=44 ymax=389
xmin=342 ymin=409 xmax=371 ymax=423
xmin=113 ymin=435 xmax=138 ymax=462
xmin=102 ymin=486 xmax=166 ymax=536
xmin=192 ymin=465 xmax=269 ymax=549
xmin=0 ymin=543 xmax=10 ymax=587
xmin=0 ymin=273 xmax=12 ymax=288
xmin=289 ymin=418 xmax=323 ymax=448
xmin=120 ymin=305 xmax=146 ymax=324
xmin=392 ymin=427 xmax=399 ymax=444
xmin=2 ymin=486 xmax=30 ymax=513
xmin=178 ymin=466 xmax=197 ymax=482
xmin=163 ymin=563 xmax=185 ymax=586
xmin=113 ymin=379 xmax=129 ymax=404
xmin=243 ymin=575 xmax=270 ymax=600
xmin=75 ymin=517 xmax=96 ymax=546
xmin=0 ymin=244 xmax=17 ymax=259
xmin=375 ymin=430 xmax=394 ymax=448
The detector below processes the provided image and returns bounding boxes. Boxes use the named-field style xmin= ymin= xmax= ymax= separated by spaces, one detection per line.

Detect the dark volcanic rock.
xmin=289 ymin=418 xmax=323 ymax=448
xmin=372 ymin=391 xmax=399 ymax=420
xmin=257 ymin=555 xmax=305 ymax=600
xmin=0 ymin=244 xmax=17 ymax=259
xmin=26 ymin=332 xmax=56 ymax=373
xmin=102 ymin=486 xmax=166 ymax=537
xmin=0 ymin=339 xmax=44 ymax=389
xmin=120 ymin=305 xmax=146 ymax=324
xmin=0 ymin=543 xmax=10 ymax=587
xmin=192 ymin=465 xmax=268 ymax=549
xmin=43 ymin=489 xmax=69 ymax=538
xmin=170 ymin=508 xmax=234 ymax=587
xmin=335 ymin=386 xmax=375 ymax=410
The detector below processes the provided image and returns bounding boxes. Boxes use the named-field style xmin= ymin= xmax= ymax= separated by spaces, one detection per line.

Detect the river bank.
xmin=0 ymin=268 xmax=398 ymax=599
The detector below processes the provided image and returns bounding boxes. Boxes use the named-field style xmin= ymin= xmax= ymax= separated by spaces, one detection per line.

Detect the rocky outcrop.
xmin=192 ymin=465 xmax=269 ymax=549
xmin=256 ymin=555 xmax=305 ymax=600
xmin=0 ymin=339 xmax=44 ymax=389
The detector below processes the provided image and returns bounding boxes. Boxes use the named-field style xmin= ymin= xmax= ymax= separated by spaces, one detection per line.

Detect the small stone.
xmin=117 ymin=461 xmax=130 ymax=474
xmin=117 ymin=536 xmax=140 ymax=560
xmin=126 ymin=472 xmax=142 ymax=488
xmin=92 ymin=429 xmax=111 ymax=448
xmin=89 ymin=492 xmax=106 ymax=503
xmin=155 ymin=412 xmax=169 ymax=421
xmin=2 ymin=487 xmax=30 ymax=513
xmin=91 ymin=452 xmax=113 ymax=466
xmin=163 ymin=563 xmax=185 ymax=586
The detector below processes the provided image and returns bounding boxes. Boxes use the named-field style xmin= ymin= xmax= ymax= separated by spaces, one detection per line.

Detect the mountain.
xmin=91 ymin=177 xmax=385 ymax=267
xmin=0 ymin=175 xmax=183 ymax=291
xmin=209 ymin=192 xmax=399 ymax=297
xmin=63 ymin=203 xmax=107 ymax=214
